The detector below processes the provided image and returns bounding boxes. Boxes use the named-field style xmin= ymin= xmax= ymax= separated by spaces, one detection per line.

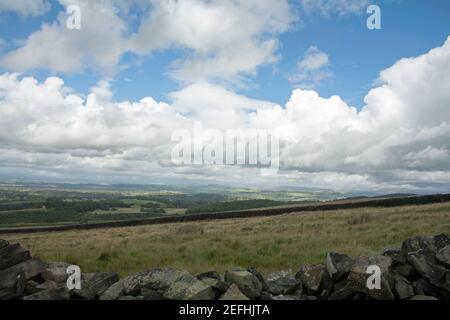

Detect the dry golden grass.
xmin=3 ymin=201 xmax=450 ymax=277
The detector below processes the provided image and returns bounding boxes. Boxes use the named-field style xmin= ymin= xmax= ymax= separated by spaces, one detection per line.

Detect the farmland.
xmin=0 ymin=183 xmax=337 ymax=229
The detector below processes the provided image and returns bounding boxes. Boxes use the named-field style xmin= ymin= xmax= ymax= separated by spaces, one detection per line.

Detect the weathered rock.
xmin=266 ymin=271 xmax=301 ymax=296
xmin=412 ymin=278 xmax=450 ymax=299
xmin=445 ymin=271 xmax=450 ymax=289
xmin=196 ymin=271 xmax=222 ymax=281
xmin=0 ymin=239 xmax=9 ymax=250
xmin=0 ymin=243 xmax=32 ymax=270
xmin=25 ymin=280 xmax=64 ymax=295
xmin=394 ymin=263 xmax=419 ymax=279
xmin=333 ymin=279 xmax=348 ymax=292
xmin=410 ymin=295 xmax=438 ymax=300
xmin=382 ymin=248 xmax=407 ymax=266
xmin=326 ymin=252 xmax=353 ymax=281
xmin=24 ymin=288 xmax=70 ymax=300
xmin=353 ymin=293 xmax=371 ymax=300
xmin=295 ymin=264 xmax=326 ymax=295
xmin=3 ymin=258 xmax=46 ymax=281
xmin=72 ymin=272 xmax=119 ymax=299
xmin=99 ymin=280 xmax=125 ymax=300
xmin=270 ymin=294 xmax=299 ymax=300
xmin=297 ymin=295 xmax=318 ymax=300
xmin=196 ymin=271 xmax=229 ymax=294
xmin=224 ymin=267 xmax=262 ymax=299
xmin=122 ymin=273 xmax=142 ymax=296
xmin=35 ymin=280 xmax=64 ymax=291
xmin=319 ymin=272 xmax=334 ymax=299
xmin=199 ymin=277 xmax=229 ymax=296
xmin=393 ymin=274 xmax=414 ymax=299
xmin=117 ymin=295 xmax=144 ymax=300
xmin=291 ymin=286 xmax=304 ymax=297
xmin=328 ymin=279 xmax=370 ymax=300
xmin=401 ymin=236 xmax=436 ymax=255
xmin=346 ymin=255 xmax=394 ymax=300
xmin=413 ymin=278 xmax=431 ymax=296
xmin=71 ymin=285 xmax=95 ymax=299
xmin=220 ymin=284 xmax=250 ymax=300
xmin=259 ymin=291 xmax=273 ymax=300
xmin=432 ymin=234 xmax=450 ymax=251
xmin=436 ymin=245 xmax=450 ymax=268
xmin=328 ymin=287 xmax=357 ymax=300
xmin=407 ymin=249 xmax=446 ymax=288
xmin=137 ymin=268 xmax=215 ymax=300
xmin=141 ymin=288 xmax=166 ymax=300
xmin=0 ymin=267 xmax=26 ymax=300
xmin=41 ymin=262 xmax=71 ymax=283
xmin=89 ymin=272 xmax=119 ymax=295
xmin=260 ymin=291 xmax=304 ymax=301
xmin=196 ymin=271 xmax=230 ymax=299
xmin=248 ymin=267 xmax=269 ymax=291
xmin=25 ymin=280 xmax=41 ymax=295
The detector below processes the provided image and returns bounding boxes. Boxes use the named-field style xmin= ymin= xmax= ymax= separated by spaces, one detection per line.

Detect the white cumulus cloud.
xmin=0 ymin=36 xmax=450 ymax=191
xmin=1 ymin=0 xmax=294 ymax=84
xmin=0 ymin=0 xmax=50 ymax=17
xmin=130 ymin=0 xmax=294 ymax=83
xmin=1 ymin=0 xmax=130 ymax=75
xmin=287 ymin=46 xmax=333 ymax=88
xmin=299 ymin=0 xmax=370 ymax=16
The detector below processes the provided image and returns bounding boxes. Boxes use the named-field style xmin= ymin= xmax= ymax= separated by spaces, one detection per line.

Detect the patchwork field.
xmin=3 ymin=201 xmax=450 ymax=277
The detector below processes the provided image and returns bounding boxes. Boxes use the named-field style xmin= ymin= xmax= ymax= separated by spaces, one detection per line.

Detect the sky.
xmin=0 ymin=0 xmax=449 ymax=193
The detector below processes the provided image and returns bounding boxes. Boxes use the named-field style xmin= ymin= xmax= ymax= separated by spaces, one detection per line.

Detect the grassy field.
xmin=3 ymin=201 xmax=450 ymax=277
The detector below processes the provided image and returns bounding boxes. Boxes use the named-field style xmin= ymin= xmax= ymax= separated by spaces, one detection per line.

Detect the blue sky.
xmin=1 ymin=0 xmax=449 ymax=108
xmin=0 ymin=0 xmax=449 ymax=192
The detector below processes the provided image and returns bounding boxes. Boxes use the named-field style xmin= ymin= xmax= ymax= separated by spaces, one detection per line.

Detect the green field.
xmin=0 ymin=184 xmax=315 ymax=228
xmin=4 ymin=201 xmax=449 ymax=277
